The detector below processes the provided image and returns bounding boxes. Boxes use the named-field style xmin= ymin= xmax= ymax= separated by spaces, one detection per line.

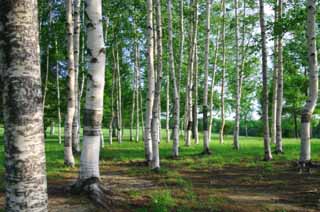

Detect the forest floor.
xmin=0 ymin=129 xmax=320 ymax=212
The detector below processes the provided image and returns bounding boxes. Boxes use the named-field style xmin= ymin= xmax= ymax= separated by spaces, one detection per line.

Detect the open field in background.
xmin=0 ymin=128 xmax=319 ymax=211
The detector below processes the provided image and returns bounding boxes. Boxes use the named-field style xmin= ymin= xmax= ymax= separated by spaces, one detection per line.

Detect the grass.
xmin=0 ymin=128 xmax=320 ymax=211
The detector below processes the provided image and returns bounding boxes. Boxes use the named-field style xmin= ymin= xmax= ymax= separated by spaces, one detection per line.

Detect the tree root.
xmin=69 ymin=177 xmax=126 ymax=210
xmin=201 ymin=148 xmax=212 ymax=155
xmin=297 ymin=161 xmax=320 ymax=173
xmin=274 ymin=150 xmax=284 ymax=155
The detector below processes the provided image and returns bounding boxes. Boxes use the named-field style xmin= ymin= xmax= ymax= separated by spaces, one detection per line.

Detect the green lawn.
xmin=0 ymin=128 xmax=320 ymax=211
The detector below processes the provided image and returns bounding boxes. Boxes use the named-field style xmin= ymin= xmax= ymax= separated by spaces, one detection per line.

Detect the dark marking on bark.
xmin=5 ymin=77 xmax=42 ymax=125
xmin=84 ymin=109 xmax=102 ymax=130
xmin=91 ymin=58 xmax=98 ymax=63
xmin=203 ymin=105 xmax=208 ymax=130
xmin=301 ymin=111 xmax=312 ymax=123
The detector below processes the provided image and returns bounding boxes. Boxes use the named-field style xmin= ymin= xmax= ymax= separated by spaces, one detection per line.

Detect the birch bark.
xmin=1 ymin=0 xmax=48 ymax=210
xmin=271 ymin=1 xmax=278 ymax=145
xmin=300 ymin=0 xmax=318 ymax=165
xmin=168 ymin=0 xmax=180 ymax=157
xmin=144 ymin=0 xmax=155 ymax=162
xmin=64 ymin=0 xmax=76 ymax=166
xmin=275 ymin=0 xmax=283 ymax=154
xmin=79 ymin=0 xmax=106 ymax=181
xmin=259 ymin=0 xmax=273 ymax=161
xmin=203 ymin=0 xmax=212 ymax=154
xmin=219 ymin=0 xmax=226 ymax=144
xmin=233 ymin=0 xmax=240 ymax=150
xmin=72 ymin=0 xmax=81 ymax=154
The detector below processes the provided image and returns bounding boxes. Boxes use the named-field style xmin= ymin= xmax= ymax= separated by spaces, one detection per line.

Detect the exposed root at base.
xmin=274 ymin=150 xmax=284 ymax=155
xmin=297 ymin=161 xmax=320 ymax=173
xmin=69 ymin=177 xmax=125 ymax=210
xmin=201 ymin=149 xmax=212 ymax=155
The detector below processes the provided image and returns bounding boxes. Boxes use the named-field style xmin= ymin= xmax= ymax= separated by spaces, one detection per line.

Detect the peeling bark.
xmin=77 ymin=1 xmax=107 ymax=206
xmin=271 ymin=1 xmax=278 ymax=145
xmin=259 ymin=0 xmax=273 ymax=161
xmin=64 ymin=0 xmax=76 ymax=167
xmin=72 ymin=0 xmax=81 ymax=154
xmin=144 ymin=0 xmax=155 ymax=162
xmin=202 ymin=0 xmax=212 ymax=154
xmin=300 ymin=0 xmax=318 ymax=165
xmin=168 ymin=0 xmax=180 ymax=157
xmin=1 ymin=0 xmax=48 ymax=210
xmin=275 ymin=0 xmax=283 ymax=154
xmin=233 ymin=0 xmax=240 ymax=150
xmin=219 ymin=0 xmax=226 ymax=145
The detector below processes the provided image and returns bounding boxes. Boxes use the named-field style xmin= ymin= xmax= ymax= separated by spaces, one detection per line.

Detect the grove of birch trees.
xmin=0 ymin=0 xmax=319 ymax=210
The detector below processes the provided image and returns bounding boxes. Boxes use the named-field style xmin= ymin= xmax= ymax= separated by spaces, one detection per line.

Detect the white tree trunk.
xmin=55 ymin=39 xmax=62 ymax=145
xmin=151 ymin=0 xmax=163 ymax=170
xmin=116 ymin=49 xmax=123 ymax=143
xmin=202 ymin=0 xmax=212 ymax=154
xmin=50 ymin=121 xmax=55 ymax=136
xmin=233 ymin=0 xmax=240 ymax=150
xmin=259 ymin=0 xmax=272 ymax=161
xmin=219 ymin=0 xmax=226 ymax=145
xmin=271 ymin=1 xmax=278 ymax=145
xmin=184 ymin=0 xmax=197 ymax=146
xmin=136 ymin=44 xmax=141 ymax=142
xmin=144 ymin=0 xmax=155 ymax=163
xmin=1 ymin=0 xmax=48 ymax=210
xmin=130 ymin=76 xmax=136 ymax=142
xmin=300 ymin=0 xmax=318 ymax=164
xmin=64 ymin=0 xmax=76 ymax=167
xmin=168 ymin=0 xmax=180 ymax=157
xmin=79 ymin=0 xmax=105 ymax=180
xmin=109 ymin=59 xmax=116 ymax=144
xmin=192 ymin=42 xmax=199 ymax=145
xmin=72 ymin=0 xmax=81 ymax=154
xmin=275 ymin=0 xmax=283 ymax=154
xmin=178 ymin=0 xmax=184 ymax=100
xmin=166 ymin=74 xmax=170 ymax=143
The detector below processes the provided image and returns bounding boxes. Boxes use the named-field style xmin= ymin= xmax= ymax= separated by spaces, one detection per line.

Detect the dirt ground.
xmin=1 ymin=160 xmax=320 ymax=212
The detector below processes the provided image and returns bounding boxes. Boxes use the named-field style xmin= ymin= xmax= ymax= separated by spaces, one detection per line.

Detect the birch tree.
xmin=185 ymin=0 xmax=197 ymax=146
xmin=219 ymin=0 xmax=226 ymax=144
xmin=109 ymin=53 xmax=116 ymax=144
xmin=166 ymin=74 xmax=170 ymax=143
xmin=116 ymin=49 xmax=123 ymax=143
xmin=64 ymin=0 xmax=76 ymax=166
xmin=202 ymin=0 xmax=212 ymax=154
xmin=136 ymin=45 xmax=142 ymax=142
xmin=130 ymin=65 xmax=136 ymax=142
xmin=75 ymin=0 xmax=111 ymax=207
xmin=56 ymin=39 xmax=62 ymax=145
xmin=271 ymin=1 xmax=278 ymax=145
xmin=233 ymin=0 xmax=240 ymax=150
xmin=144 ymin=0 xmax=155 ymax=163
xmin=150 ymin=0 xmax=163 ymax=170
xmin=72 ymin=0 xmax=81 ymax=154
xmin=1 ymin=0 xmax=48 ymax=210
xmin=192 ymin=41 xmax=199 ymax=144
xmin=178 ymin=0 xmax=184 ymax=97
xmin=259 ymin=0 xmax=272 ymax=161
xmin=275 ymin=0 xmax=283 ymax=154
xmin=300 ymin=0 xmax=318 ymax=167
xmin=168 ymin=0 xmax=180 ymax=157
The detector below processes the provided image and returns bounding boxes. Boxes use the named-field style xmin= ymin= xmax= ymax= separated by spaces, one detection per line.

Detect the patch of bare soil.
xmin=1 ymin=160 xmax=319 ymax=212
xmin=180 ymin=163 xmax=320 ymax=212
xmin=46 ymin=162 xmax=155 ymax=212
